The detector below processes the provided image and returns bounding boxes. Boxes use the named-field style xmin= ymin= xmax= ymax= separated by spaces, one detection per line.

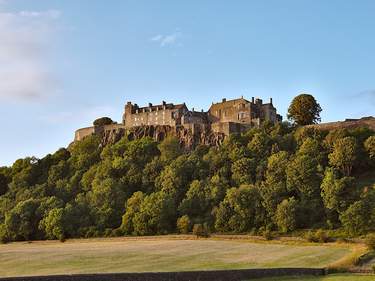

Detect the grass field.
xmin=0 ymin=236 xmax=354 ymax=277
xmin=256 ymin=274 xmax=375 ymax=281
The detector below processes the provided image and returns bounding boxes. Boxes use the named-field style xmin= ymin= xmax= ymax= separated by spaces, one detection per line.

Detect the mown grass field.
xmin=256 ymin=274 xmax=375 ymax=281
xmin=0 ymin=236 xmax=354 ymax=277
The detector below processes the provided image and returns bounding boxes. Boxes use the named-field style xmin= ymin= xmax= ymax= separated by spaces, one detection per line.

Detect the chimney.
xmin=222 ymin=98 xmax=226 ymax=103
xmin=127 ymin=101 xmax=132 ymax=105
xmin=270 ymin=98 xmax=273 ymax=104
xmin=252 ymin=97 xmax=255 ymax=103
xmin=201 ymin=109 xmax=204 ymax=112
xmin=162 ymin=101 xmax=166 ymax=106
xmin=148 ymin=103 xmax=152 ymax=107
xmin=192 ymin=107 xmax=195 ymax=112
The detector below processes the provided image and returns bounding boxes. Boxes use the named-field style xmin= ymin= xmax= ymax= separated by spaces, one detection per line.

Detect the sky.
xmin=0 ymin=0 xmax=375 ymax=166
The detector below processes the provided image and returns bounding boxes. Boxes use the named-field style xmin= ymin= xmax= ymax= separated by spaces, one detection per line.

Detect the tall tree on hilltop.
xmin=287 ymin=94 xmax=322 ymax=126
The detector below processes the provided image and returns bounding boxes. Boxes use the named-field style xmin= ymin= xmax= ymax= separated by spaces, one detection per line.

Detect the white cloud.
xmin=0 ymin=6 xmax=61 ymax=101
xmin=150 ymin=31 xmax=182 ymax=47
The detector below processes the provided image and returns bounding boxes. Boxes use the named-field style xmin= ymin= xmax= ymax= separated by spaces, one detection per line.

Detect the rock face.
xmin=96 ymin=124 xmax=226 ymax=149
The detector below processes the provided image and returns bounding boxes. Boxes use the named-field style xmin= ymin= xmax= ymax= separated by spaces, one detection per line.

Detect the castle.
xmin=75 ymin=96 xmax=282 ymax=143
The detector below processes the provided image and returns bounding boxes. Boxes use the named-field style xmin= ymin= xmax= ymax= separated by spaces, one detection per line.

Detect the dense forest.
xmin=0 ymin=95 xmax=375 ymax=242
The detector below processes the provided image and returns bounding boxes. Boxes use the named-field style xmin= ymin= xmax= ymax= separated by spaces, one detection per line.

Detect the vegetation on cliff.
xmin=0 ymin=96 xmax=375 ymax=242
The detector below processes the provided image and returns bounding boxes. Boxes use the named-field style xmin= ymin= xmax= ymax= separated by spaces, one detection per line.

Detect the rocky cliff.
xmin=93 ymin=124 xmax=226 ymax=149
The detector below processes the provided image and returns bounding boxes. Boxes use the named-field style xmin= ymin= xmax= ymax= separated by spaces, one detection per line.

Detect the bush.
xmin=315 ymin=229 xmax=329 ymax=243
xmin=177 ymin=215 xmax=191 ymax=234
xmin=0 ymin=224 xmax=9 ymax=244
xmin=263 ymin=229 xmax=273 ymax=241
xmin=365 ymin=234 xmax=375 ymax=251
xmin=193 ymin=224 xmax=209 ymax=238
xmin=305 ymin=230 xmax=318 ymax=242
xmin=93 ymin=117 xmax=114 ymax=126
xmin=305 ymin=229 xmax=330 ymax=243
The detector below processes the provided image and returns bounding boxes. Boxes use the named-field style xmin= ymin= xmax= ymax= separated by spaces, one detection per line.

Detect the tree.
xmin=340 ymin=201 xmax=368 ymax=236
xmin=320 ymin=168 xmax=355 ymax=213
xmin=121 ymin=191 xmax=144 ymax=234
xmin=365 ymin=136 xmax=375 ymax=160
xmin=5 ymin=199 xmax=41 ymax=240
xmin=133 ymin=192 xmax=176 ymax=235
xmin=287 ymin=94 xmax=322 ymax=125
xmin=286 ymin=154 xmax=321 ymax=199
xmin=275 ymin=197 xmax=298 ymax=233
xmin=328 ymin=137 xmax=357 ymax=176
xmin=215 ymin=185 xmax=263 ymax=232
xmin=260 ymin=151 xmax=289 ymax=219
xmin=177 ymin=215 xmax=191 ymax=234
xmin=39 ymin=208 xmax=66 ymax=241
xmin=158 ymin=136 xmax=183 ymax=163
xmin=231 ymin=157 xmax=256 ymax=185
xmin=93 ymin=117 xmax=114 ymax=126
xmin=178 ymin=180 xmax=212 ymax=221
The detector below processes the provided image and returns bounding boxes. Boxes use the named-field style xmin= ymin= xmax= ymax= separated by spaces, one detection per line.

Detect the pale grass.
xmin=0 ymin=236 xmax=353 ymax=277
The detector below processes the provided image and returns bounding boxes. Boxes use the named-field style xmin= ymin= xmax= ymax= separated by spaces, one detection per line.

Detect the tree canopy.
xmin=287 ymin=94 xmax=322 ymax=125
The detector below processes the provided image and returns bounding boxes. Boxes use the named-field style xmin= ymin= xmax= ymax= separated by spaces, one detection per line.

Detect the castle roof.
xmin=134 ymin=102 xmax=187 ymax=112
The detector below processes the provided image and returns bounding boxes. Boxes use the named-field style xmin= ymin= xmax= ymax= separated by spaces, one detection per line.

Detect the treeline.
xmin=1 ymin=121 xmax=375 ymax=242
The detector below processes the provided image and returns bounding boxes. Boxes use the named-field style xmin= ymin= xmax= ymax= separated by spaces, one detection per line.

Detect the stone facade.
xmin=122 ymin=97 xmax=281 ymax=135
xmin=74 ymin=96 xmax=281 ymax=145
xmin=123 ymin=101 xmax=188 ymax=128
xmin=208 ymin=97 xmax=282 ymax=134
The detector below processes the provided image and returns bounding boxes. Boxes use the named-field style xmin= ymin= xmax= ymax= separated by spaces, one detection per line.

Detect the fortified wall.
xmin=74 ymin=96 xmax=282 ymax=147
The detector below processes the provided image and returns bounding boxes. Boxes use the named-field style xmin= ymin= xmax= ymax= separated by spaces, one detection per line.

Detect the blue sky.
xmin=0 ymin=0 xmax=375 ymax=166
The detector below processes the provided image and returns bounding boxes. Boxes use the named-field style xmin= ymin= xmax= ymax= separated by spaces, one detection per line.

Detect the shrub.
xmin=177 ymin=215 xmax=191 ymax=234
xmin=316 ymin=229 xmax=329 ymax=243
xmin=305 ymin=230 xmax=318 ymax=242
xmin=305 ymin=230 xmax=330 ymax=243
xmin=193 ymin=224 xmax=209 ymax=238
xmin=0 ymin=224 xmax=9 ymax=244
xmin=275 ymin=197 xmax=297 ymax=233
xmin=93 ymin=117 xmax=114 ymax=126
xmin=263 ymin=229 xmax=273 ymax=241
xmin=365 ymin=233 xmax=375 ymax=251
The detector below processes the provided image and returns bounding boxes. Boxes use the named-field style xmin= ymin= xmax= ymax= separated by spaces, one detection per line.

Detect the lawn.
xmin=255 ymin=274 xmax=375 ymax=281
xmin=0 ymin=236 xmax=352 ymax=277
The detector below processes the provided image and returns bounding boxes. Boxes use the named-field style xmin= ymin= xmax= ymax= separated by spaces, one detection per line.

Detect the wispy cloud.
xmin=150 ymin=31 xmax=182 ymax=47
xmin=0 ymin=6 xmax=61 ymax=101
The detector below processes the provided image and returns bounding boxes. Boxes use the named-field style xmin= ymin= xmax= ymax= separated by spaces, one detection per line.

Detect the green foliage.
xmin=133 ymin=192 xmax=175 ymax=235
xmin=365 ymin=233 xmax=375 ymax=251
xmin=40 ymin=208 xmax=66 ymax=241
xmin=192 ymin=223 xmax=210 ymax=238
xmin=158 ymin=136 xmax=183 ymax=163
xmin=0 ymin=223 xmax=9 ymax=243
xmin=275 ymin=197 xmax=298 ymax=233
xmin=329 ymin=137 xmax=357 ymax=176
xmin=177 ymin=215 xmax=191 ymax=234
xmin=320 ymin=168 xmax=355 ymax=213
xmin=93 ymin=117 xmax=114 ymax=126
xmin=121 ymin=191 xmax=144 ymax=235
xmin=340 ymin=201 xmax=368 ymax=236
xmin=365 ymin=136 xmax=375 ymax=160
xmin=215 ymin=185 xmax=263 ymax=232
xmin=287 ymin=94 xmax=322 ymax=125
xmin=0 ymin=114 xmax=374 ymax=242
